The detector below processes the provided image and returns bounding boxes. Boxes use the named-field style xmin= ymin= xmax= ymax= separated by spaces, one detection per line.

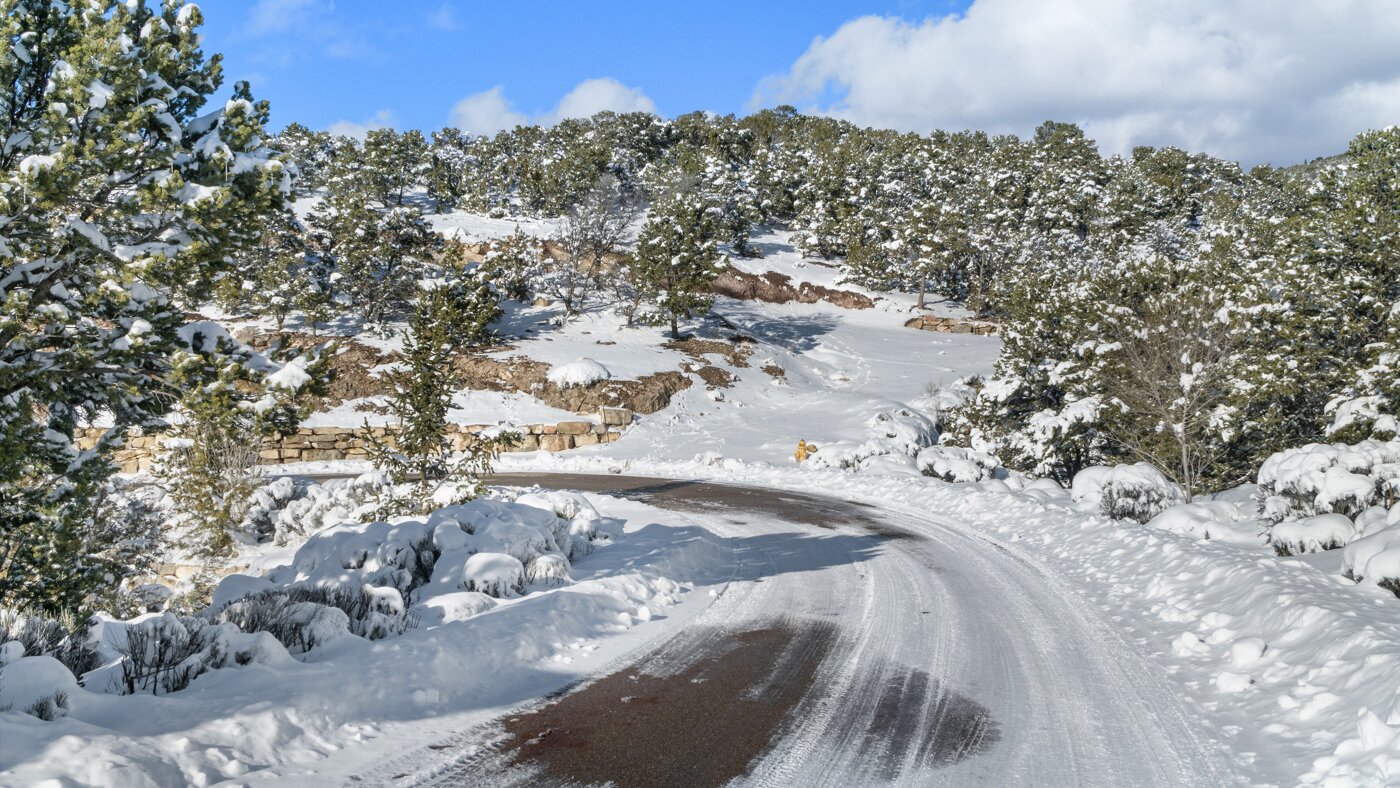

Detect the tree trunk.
xmin=670 ymin=312 xmax=679 ymax=340
xmin=917 ymin=276 xmax=927 ymax=309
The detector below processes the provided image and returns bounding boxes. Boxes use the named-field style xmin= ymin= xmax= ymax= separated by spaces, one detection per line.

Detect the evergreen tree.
xmin=1 ymin=0 xmax=283 ymax=615
xmin=362 ymin=128 xmax=429 ymax=208
xmin=365 ymin=280 xmax=509 ymax=514
xmin=632 ymin=186 xmax=727 ymax=339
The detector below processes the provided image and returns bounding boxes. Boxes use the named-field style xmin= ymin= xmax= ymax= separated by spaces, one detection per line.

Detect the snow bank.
xmin=804 ymin=407 xmax=937 ymax=471
xmin=546 ymin=358 xmax=611 ymax=388
xmin=1146 ymin=501 xmax=1264 ymax=545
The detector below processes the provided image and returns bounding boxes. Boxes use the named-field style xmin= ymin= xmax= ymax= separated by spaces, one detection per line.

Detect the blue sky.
xmin=194 ymin=0 xmax=1400 ymax=164
xmin=197 ymin=0 xmax=969 ymax=133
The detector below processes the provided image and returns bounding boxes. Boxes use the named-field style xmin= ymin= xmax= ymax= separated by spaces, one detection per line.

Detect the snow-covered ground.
xmin=5 ymin=218 xmax=1396 ymax=787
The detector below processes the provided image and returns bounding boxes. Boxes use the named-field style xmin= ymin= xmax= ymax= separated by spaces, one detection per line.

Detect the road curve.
xmin=376 ymin=474 xmax=1241 ymax=787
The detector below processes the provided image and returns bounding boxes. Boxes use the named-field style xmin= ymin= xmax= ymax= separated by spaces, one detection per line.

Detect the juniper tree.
xmin=632 ymin=186 xmax=727 ymax=340
xmin=0 ymin=0 xmax=284 ymax=615
xmin=362 ymin=128 xmax=429 ymax=208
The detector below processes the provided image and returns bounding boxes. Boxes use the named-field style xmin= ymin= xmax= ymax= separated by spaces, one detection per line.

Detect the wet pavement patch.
xmin=498 ymin=622 xmax=837 ymax=788
xmin=859 ymin=664 xmax=1001 ymax=777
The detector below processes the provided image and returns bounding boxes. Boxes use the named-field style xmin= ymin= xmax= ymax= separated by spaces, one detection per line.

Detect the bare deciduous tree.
xmin=1101 ymin=294 xmax=1237 ymax=501
xmin=546 ymin=174 xmax=642 ymax=317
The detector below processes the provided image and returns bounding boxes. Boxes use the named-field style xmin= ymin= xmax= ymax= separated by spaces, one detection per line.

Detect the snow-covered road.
xmin=373 ymin=474 xmax=1242 ymax=787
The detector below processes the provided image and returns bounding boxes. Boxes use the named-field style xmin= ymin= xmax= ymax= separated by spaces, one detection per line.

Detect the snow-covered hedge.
xmin=1269 ymin=513 xmax=1356 ymax=556
xmin=1257 ymin=440 xmax=1400 ymax=524
xmin=1072 ymin=463 xmax=1187 ymax=523
xmin=1342 ymin=505 xmax=1400 ymax=596
xmin=214 ymin=493 xmax=607 ymax=641
xmin=915 ymin=445 xmax=1005 ymax=483
xmin=547 ymin=358 xmax=611 ymax=388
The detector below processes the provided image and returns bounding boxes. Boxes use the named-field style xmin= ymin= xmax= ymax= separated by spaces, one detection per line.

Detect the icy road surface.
xmin=367 ymin=474 xmax=1241 ymax=787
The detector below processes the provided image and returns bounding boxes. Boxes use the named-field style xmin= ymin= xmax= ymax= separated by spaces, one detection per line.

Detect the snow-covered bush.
xmin=105 ymin=614 xmax=289 ymax=696
xmin=916 ymin=445 xmax=1005 ymax=483
xmin=1341 ymin=505 xmax=1400 ymax=597
xmin=214 ymin=592 xmax=353 ymax=653
xmin=805 ymin=408 xmax=938 ymax=470
xmin=459 ymin=553 xmax=527 ymax=597
xmin=1072 ymin=463 xmax=1187 ymax=523
xmin=271 ymin=472 xmax=394 ymax=546
xmin=1145 ymin=501 xmax=1263 ymax=545
xmin=512 ymin=490 xmax=605 ymax=558
xmin=547 ymin=358 xmax=611 ymax=388
xmin=210 ymin=495 xmax=608 ymax=643
xmin=0 ymin=647 xmax=77 ymax=720
xmin=241 ymin=476 xmax=301 ymax=543
xmin=1256 ymin=440 xmax=1400 ymax=524
xmin=1269 ymin=513 xmax=1356 ymax=556
xmin=0 ymin=608 xmax=100 ymax=679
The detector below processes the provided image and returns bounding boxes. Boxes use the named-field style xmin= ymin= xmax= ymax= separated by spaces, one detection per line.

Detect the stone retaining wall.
xmin=904 ymin=315 xmax=998 ymax=335
xmin=81 ymin=407 xmax=636 ymax=474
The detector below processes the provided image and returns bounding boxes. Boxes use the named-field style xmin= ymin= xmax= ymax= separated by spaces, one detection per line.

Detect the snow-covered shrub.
xmin=526 ymin=553 xmax=572 ymax=586
xmin=1145 ymin=501 xmax=1263 ymax=545
xmin=1341 ymin=506 xmax=1400 ymax=597
xmin=805 ymin=407 xmax=938 ymax=470
xmin=214 ymin=593 xmax=352 ymax=654
xmin=460 ymin=553 xmax=527 ymax=597
xmin=108 ymin=613 xmax=288 ymax=695
xmin=1256 ymin=440 xmax=1400 ymax=524
xmin=0 ymin=607 xmax=100 ymax=679
xmin=241 ymin=476 xmax=301 ymax=543
xmin=0 ymin=650 xmax=77 ymax=720
xmin=512 ymin=490 xmax=604 ymax=558
xmin=1072 ymin=463 xmax=1187 ymax=523
xmin=547 ymin=358 xmax=611 ymax=388
xmin=271 ymin=472 xmax=394 ymax=546
xmin=916 ymin=445 xmax=1005 ymax=483
xmin=1269 ymin=514 xmax=1356 ymax=556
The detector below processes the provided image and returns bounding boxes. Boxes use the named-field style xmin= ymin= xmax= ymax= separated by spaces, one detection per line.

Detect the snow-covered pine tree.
xmin=160 ymin=330 xmax=325 ymax=563
xmin=632 ymin=182 xmax=727 ymax=339
xmin=1 ymin=0 xmax=284 ymax=615
xmin=310 ymin=194 xmax=437 ymax=326
xmin=274 ymin=122 xmax=335 ymax=192
xmin=362 ymin=128 xmax=429 ymax=208
xmin=365 ymin=279 xmax=508 ymax=514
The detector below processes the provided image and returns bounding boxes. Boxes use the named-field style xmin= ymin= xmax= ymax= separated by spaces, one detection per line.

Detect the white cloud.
xmin=247 ymin=0 xmax=329 ymax=36
xmin=753 ymin=0 xmax=1400 ymax=164
xmin=327 ymin=109 xmax=396 ymax=139
xmin=428 ymin=4 xmax=461 ymax=31
xmin=449 ymin=78 xmax=657 ymax=137
xmin=450 ymin=87 xmax=529 ymax=137
xmin=542 ymin=78 xmax=658 ymax=124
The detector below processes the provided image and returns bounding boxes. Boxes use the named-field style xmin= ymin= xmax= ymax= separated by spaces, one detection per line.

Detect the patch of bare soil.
xmin=663 ymin=337 xmax=752 ymax=368
xmin=761 ymin=362 xmax=787 ymax=381
xmin=710 ymin=266 xmax=874 ymax=309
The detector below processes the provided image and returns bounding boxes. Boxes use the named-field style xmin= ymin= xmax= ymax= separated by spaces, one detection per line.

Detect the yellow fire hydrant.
xmin=795 ymin=440 xmax=818 ymax=463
